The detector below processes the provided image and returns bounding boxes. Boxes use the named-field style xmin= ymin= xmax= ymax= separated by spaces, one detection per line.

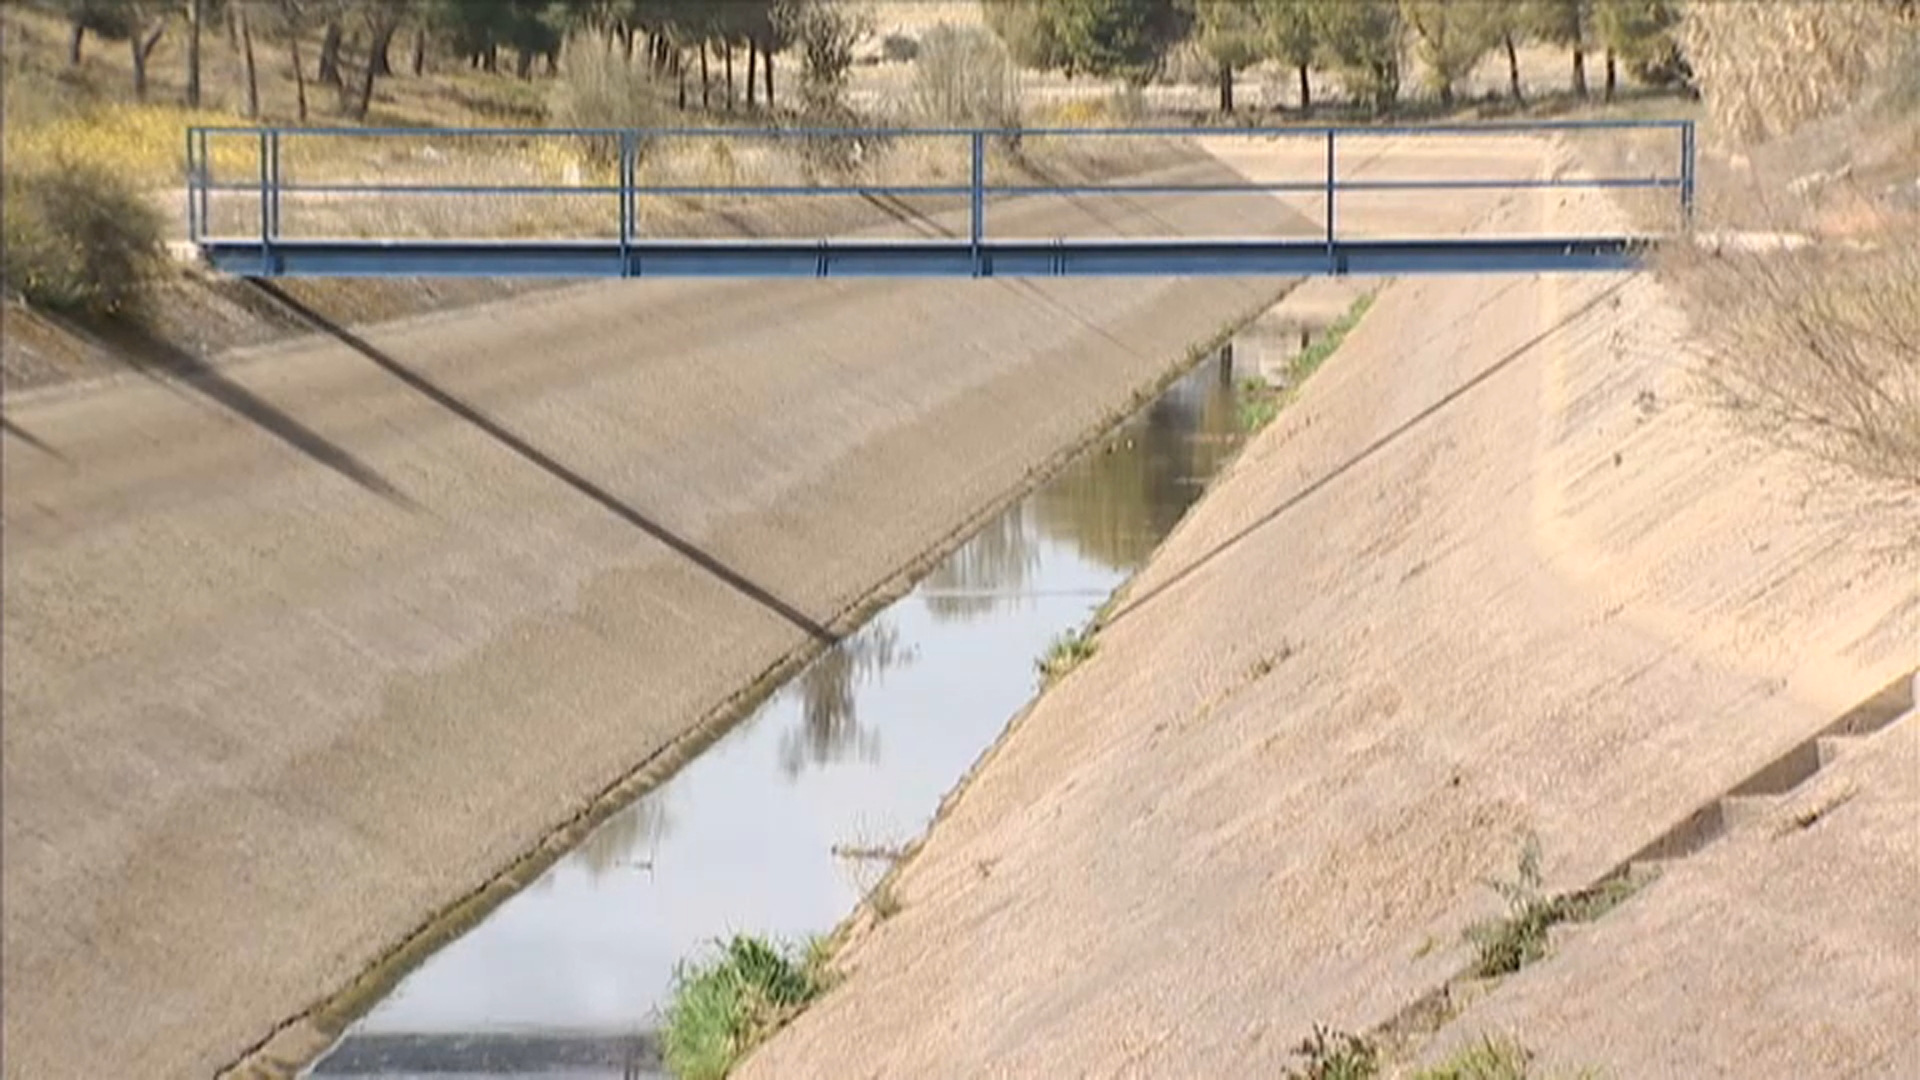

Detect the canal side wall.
xmin=737 ymin=157 xmax=1918 ymax=1078
xmin=0 ymin=192 xmax=1290 ymax=1076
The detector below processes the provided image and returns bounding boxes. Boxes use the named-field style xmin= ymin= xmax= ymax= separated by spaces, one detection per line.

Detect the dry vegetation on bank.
xmin=1664 ymin=1 xmax=1920 ymax=509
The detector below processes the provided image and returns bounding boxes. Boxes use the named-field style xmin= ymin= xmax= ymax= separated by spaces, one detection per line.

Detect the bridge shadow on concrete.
xmin=1 ymin=414 xmax=65 ymax=460
xmin=252 ymin=282 xmax=835 ymax=643
xmin=33 ymin=313 xmax=412 ymax=505
xmin=1101 ymin=278 xmax=1630 ymax=630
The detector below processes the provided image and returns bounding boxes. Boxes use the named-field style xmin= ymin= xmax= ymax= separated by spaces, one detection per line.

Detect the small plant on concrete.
xmin=1412 ymin=1034 xmax=1601 ymax=1079
xmin=868 ymin=880 xmax=903 ymax=920
xmin=662 ymin=933 xmax=832 ymax=1080
xmin=1037 ymin=624 xmax=1098 ymax=685
xmin=1412 ymin=1035 xmax=1537 ymax=1079
xmin=1465 ymin=834 xmax=1656 ymax=978
xmin=1285 ymin=1025 xmax=1382 ymax=1080
xmin=1464 ymin=833 xmax=1566 ymax=977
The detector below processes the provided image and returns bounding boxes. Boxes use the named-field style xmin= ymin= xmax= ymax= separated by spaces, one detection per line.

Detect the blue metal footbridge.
xmin=186 ymin=119 xmax=1694 ymax=280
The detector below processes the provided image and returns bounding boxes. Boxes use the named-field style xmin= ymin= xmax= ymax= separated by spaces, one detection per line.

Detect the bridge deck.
xmin=185 ymin=121 xmax=1694 ymax=279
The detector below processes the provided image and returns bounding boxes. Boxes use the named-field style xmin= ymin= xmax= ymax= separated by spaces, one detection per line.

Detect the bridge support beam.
xmin=196 ymin=237 xmax=1652 ymax=280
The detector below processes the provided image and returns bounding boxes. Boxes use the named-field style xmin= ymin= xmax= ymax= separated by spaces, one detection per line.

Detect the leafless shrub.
xmin=1668 ymin=227 xmax=1920 ymax=501
xmin=1669 ymin=1 xmax=1920 ymax=508
xmin=909 ymin=24 xmax=1022 ymax=128
xmin=780 ymin=0 xmax=873 ymax=116
xmin=1682 ymin=1 xmax=1909 ymax=145
xmin=549 ymin=33 xmax=666 ymax=169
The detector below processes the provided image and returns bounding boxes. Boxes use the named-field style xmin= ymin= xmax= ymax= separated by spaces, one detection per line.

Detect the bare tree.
xmin=186 ymin=0 xmax=205 ymax=106
xmin=129 ymin=3 xmax=172 ymax=100
xmin=238 ymin=0 xmax=260 ymax=118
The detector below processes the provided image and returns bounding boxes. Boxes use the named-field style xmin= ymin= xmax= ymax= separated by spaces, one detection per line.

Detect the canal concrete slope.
xmin=737 ymin=144 xmax=1918 ymax=1078
xmin=0 ymin=157 xmax=1296 ymax=1078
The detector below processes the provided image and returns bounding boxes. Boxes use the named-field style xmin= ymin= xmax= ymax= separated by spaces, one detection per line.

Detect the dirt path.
xmin=0 ymin=158 xmax=1301 ymax=1079
xmin=736 ymin=136 xmax=1916 ymax=1078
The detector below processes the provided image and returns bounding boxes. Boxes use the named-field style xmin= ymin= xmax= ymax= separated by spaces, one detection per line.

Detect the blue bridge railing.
xmin=185 ymin=119 xmax=1695 ymax=279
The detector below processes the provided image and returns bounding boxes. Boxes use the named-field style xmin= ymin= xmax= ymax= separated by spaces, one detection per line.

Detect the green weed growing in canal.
xmin=1038 ymin=624 xmax=1099 ymax=685
xmin=1285 ymin=1025 xmax=1382 ymax=1079
xmin=1464 ymin=834 xmax=1651 ymax=979
xmin=662 ymin=933 xmax=833 ymax=1080
xmin=1414 ymin=1035 xmax=1549 ymax=1079
xmin=1284 ymin=1026 xmax=1584 ymax=1080
xmin=1238 ymin=291 xmax=1377 ymax=433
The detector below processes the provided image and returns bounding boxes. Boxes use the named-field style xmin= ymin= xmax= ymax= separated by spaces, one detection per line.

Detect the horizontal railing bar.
xmin=1337 ymin=176 xmax=1682 ymax=191
xmin=195 ymin=177 xmax=1678 ymax=197
xmin=195 ymin=183 xmax=978 ymax=197
xmin=185 ymin=118 xmax=1693 ymax=140
xmin=989 ymin=177 xmax=1679 ymax=195
xmin=196 ymin=236 xmax=1659 ymax=250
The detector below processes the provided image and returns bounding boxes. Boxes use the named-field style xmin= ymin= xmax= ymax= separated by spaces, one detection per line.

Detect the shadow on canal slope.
xmin=251 ymin=281 xmax=836 ymax=643
xmin=1103 ymin=278 xmax=1630 ymax=630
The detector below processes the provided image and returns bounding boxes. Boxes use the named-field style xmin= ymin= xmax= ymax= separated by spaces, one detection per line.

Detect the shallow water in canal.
xmin=310 ymin=346 xmax=1266 ymax=1079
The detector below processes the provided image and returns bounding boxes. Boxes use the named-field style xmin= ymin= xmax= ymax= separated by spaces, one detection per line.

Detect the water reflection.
xmin=919 ymin=507 xmax=1044 ymax=623
xmin=775 ymin=619 xmax=917 ymax=778
xmin=577 ymin=794 xmax=675 ymax=883
xmin=311 ymin=351 xmax=1253 ymax=1075
xmin=1035 ymin=362 xmax=1243 ymax=570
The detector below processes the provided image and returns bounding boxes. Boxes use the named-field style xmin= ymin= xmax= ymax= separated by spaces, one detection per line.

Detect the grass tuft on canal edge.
xmin=1239 ymin=291 xmax=1377 ymax=433
xmin=662 ymin=933 xmax=835 ymax=1080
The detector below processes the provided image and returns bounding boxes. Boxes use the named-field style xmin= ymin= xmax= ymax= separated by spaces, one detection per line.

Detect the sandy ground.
xmin=0 ymin=157 xmax=1299 ymax=1079
xmin=738 ymin=136 xmax=1918 ymax=1078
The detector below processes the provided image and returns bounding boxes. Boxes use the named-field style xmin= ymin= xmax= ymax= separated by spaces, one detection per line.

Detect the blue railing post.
xmin=619 ymin=130 xmax=636 ymax=277
xmin=257 ymin=129 xmax=273 ymax=276
xmin=1324 ymin=128 xmax=1337 ymax=274
xmin=269 ymin=129 xmax=282 ymax=243
xmin=185 ymin=127 xmax=197 ymax=243
xmin=970 ymin=130 xmax=986 ymax=278
xmin=196 ymin=129 xmax=211 ymax=240
xmin=1679 ymin=120 xmax=1697 ymax=229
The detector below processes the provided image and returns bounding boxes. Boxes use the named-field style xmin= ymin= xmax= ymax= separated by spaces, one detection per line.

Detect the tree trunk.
xmin=1504 ymin=33 xmax=1524 ymax=103
xmin=68 ymin=20 xmax=83 ymax=66
xmin=1218 ymin=63 xmax=1233 ymax=113
xmin=763 ymin=46 xmax=774 ymax=108
xmin=724 ymin=41 xmax=734 ymax=110
xmin=291 ymin=35 xmax=309 ymax=121
xmin=747 ymin=39 xmax=759 ymax=107
xmin=516 ymin=48 xmax=534 ymax=79
xmin=131 ymin=19 xmax=167 ymax=101
xmin=622 ymin=26 xmax=635 ymax=61
xmin=1296 ymin=63 xmax=1311 ymax=114
xmin=1604 ymin=48 xmax=1617 ymax=102
xmin=187 ymin=0 xmax=204 ymax=107
xmin=699 ymin=40 xmax=711 ymax=109
xmin=239 ymin=5 xmax=260 ymax=119
xmin=1571 ymin=47 xmax=1587 ymax=98
xmin=318 ymin=21 xmax=343 ymax=85
xmin=353 ymin=51 xmax=379 ymax=119
xmin=131 ymin=35 xmax=147 ymax=99
xmin=369 ymin=19 xmax=399 ymax=78
xmin=411 ymin=28 xmax=426 ymax=76
xmin=676 ymin=49 xmax=687 ymax=110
